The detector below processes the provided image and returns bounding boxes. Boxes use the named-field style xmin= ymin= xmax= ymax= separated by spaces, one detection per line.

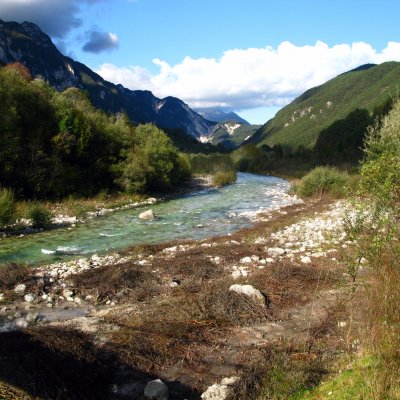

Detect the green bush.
xmin=29 ymin=203 xmax=53 ymax=228
xmin=212 ymin=170 xmax=237 ymax=187
xmin=293 ymin=166 xmax=351 ymax=198
xmin=0 ymin=188 xmax=16 ymax=227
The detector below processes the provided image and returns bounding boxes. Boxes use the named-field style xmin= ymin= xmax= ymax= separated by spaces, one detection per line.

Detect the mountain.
xmin=202 ymin=121 xmax=261 ymax=149
xmin=250 ymin=62 xmax=400 ymax=150
xmin=194 ymin=107 xmax=250 ymax=125
xmin=0 ymin=19 xmax=215 ymax=139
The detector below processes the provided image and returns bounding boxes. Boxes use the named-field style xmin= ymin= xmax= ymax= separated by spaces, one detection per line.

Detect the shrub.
xmin=0 ymin=187 xmax=16 ymax=227
xmin=29 ymin=203 xmax=53 ymax=228
xmin=293 ymin=166 xmax=351 ymax=198
xmin=212 ymin=170 xmax=237 ymax=187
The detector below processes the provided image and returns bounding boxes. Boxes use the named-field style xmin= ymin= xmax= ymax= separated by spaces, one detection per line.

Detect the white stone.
xmin=15 ymin=318 xmax=29 ymax=329
xmin=26 ymin=312 xmax=38 ymax=323
xmin=265 ymin=258 xmax=274 ymax=263
xmin=144 ymin=379 xmax=168 ymax=400
xmin=267 ymin=247 xmax=285 ymax=257
xmin=14 ymin=284 xmax=27 ymax=294
xmin=201 ymin=383 xmax=230 ymax=400
xmin=24 ymin=293 xmax=36 ymax=303
xmin=240 ymin=256 xmax=252 ymax=264
xmin=220 ymin=377 xmax=238 ymax=386
xmin=229 ymin=284 xmax=265 ymax=305
xmin=139 ymin=209 xmax=156 ymax=220
xmin=300 ymin=256 xmax=312 ymax=264
xmin=0 ymin=293 xmax=4 ymax=302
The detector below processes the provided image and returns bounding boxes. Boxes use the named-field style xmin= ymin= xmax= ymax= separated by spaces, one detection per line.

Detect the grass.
xmin=292 ymin=166 xmax=353 ymax=198
xmin=0 ymin=187 xmax=16 ymax=227
xmin=212 ymin=170 xmax=237 ymax=187
xmin=292 ymin=356 xmax=377 ymax=400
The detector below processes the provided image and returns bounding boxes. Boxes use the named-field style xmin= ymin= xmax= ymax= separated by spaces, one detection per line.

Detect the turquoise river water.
xmin=0 ymin=173 xmax=293 ymax=265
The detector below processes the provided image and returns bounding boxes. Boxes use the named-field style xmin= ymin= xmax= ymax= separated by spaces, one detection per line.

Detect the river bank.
xmin=0 ymin=175 xmax=216 ymax=240
xmin=0 ymin=195 xmax=361 ymax=400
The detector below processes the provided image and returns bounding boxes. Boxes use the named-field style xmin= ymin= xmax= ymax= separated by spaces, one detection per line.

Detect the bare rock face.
xmin=139 ymin=209 xmax=156 ymax=220
xmin=229 ymin=284 xmax=265 ymax=305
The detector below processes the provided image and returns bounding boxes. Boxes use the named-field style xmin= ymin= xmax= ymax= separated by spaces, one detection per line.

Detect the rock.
xmin=63 ymin=289 xmax=74 ymax=298
xmin=220 ymin=377 xmax=238 ymax=386
xmin=26 ymin=312 xmax=38 ymax=323
xmin=112 ymin=382 xmax=144 ymax=397
xmin=14 ymin=284 xmax=27 ymax=294
xmin=144 ymin=379 xmax=168 ymax=400
xmin=267 ymin=247 xmax=285 ymax=257
xmin=0 ymin=293 xmax=4 ymax=302
xmin=24 ymin=293 xmax=36 ymax=303
xmin=74 ymin=297 xmax=82 ymax=304
xmin=265 ymin=257 xmax=274 ymax=263
xmin=240 ymin=256 xmax=252 ymax=264
xmin=229 ymin=284 xmax=265 ymax=305
xmin=201 ymin=383 xmax=230 ymax=400
xmin=15 ymin=318 xmax=29 ymax=329
xmin=300 ymin=256 xmax=312 ymax=264
xmin=139 ymin=209 xmax=156 ymax=220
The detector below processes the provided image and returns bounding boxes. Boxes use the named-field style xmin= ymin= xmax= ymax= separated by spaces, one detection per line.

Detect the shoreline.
xmin=0 ymin=175 xmax=216 ymax=239
xmin=0 ymin=196 xmax=357 ymax=399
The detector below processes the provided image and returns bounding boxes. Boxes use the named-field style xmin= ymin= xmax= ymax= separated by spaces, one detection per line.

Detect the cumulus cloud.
xmin=0 ymin=0 xmax=105 ymax=38
xmin=82 ymin=30 xmax=119 ymax=53
xmin=96 ymin=41 xmax=400 ymax=109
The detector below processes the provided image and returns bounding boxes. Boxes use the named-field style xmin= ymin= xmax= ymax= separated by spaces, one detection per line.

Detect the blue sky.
xmin=1 ymin=0 xmax=400 ymax=123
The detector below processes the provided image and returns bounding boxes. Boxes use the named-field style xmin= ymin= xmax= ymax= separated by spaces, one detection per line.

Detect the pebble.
xmin=24 ymin=293 xmax=36 ymax=303
xmin=144 ymin=379 xmax=168 ymax=400
xmin=14 ymin=284 xmax=27 ymax=294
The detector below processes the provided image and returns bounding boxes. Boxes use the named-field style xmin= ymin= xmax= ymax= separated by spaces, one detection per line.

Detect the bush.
xmin=0 ymin=187 xmax=16 ymax=227
xmin=293 ymin=166 xmax=351 ymax=198
xmin=29 ymin=203 xmax=53 ymax=228
xmin=212 ymin=170 xmax=237 ymax=187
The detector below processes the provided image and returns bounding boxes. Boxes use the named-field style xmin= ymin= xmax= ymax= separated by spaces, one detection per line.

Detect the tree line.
xmin=0 ymin=63 xmax=190 ymax=199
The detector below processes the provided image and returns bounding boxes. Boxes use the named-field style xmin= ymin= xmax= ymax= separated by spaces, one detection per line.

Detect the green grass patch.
xmin=292 ymin=356 xmax=377 ymax=400
xmin=292 ymin=166 xmax=353 ymax=198
xmin=212 ymin=170 xmax=237 ymax=187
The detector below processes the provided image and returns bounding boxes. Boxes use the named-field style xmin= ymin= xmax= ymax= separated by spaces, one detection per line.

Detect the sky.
xmin=1 ymin=0 xmax=400 ymax=124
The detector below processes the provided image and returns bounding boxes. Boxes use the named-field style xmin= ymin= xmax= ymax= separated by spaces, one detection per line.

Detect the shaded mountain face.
xmin=0 ymin=19 xmax=215 ymax=139
xmin=194 ymin=107 xmax=250 ymax=125
xmin=249 ymin=62 xmax=400 ymax=150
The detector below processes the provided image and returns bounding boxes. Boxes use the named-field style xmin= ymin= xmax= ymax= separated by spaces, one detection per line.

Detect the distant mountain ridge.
xmin=204 ymin=121 xmax=261 ymax=149
xmin=250 ymin=62 xmax=400 ymax=150
xmin=0 ymin=19 xmax=215 ymax=139
xmin=194 ymin=108 xmax=250 ymax=125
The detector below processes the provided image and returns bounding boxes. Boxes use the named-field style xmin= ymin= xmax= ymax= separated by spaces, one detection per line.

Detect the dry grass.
xmin=71 ymin=261 xmax=161 ymax=303
xmin=0 ymin=264 xmax=31 ymax=291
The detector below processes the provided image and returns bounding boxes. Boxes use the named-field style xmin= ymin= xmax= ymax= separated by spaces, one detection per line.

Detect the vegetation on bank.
xmin=292 ymin=167 xmax=353 ymax=198
xmin=0 ymin=63 xmax=189 ymax=201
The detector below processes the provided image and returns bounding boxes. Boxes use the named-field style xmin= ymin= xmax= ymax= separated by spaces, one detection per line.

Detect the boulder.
xmin=229 ymin=284 xmax=265 ymax=305
xmin=139 ymin=209 xmax=156 ymax=220
xmin=144 ymin=379 xmax=168 ymax=400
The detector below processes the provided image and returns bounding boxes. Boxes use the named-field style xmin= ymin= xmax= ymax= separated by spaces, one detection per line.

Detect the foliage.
xmin=119 ymin=124 xmax=190 ymax=193
xmin=28 ymin=203 xmax=53 ymax=228
xmin=0 ymin=187 xmax=16 ymax=227
xmin=345 ymin=98 xmax=400 ymax=399
xmin=189 ymin=153 xmax=235 ymax=175
xmin=293 ymin=167 xmax=351 ymax=198
xmin=212 ymin=170 xmax=237 ymax=187
xmin=251 ymin=62 xmax=400 ymax=150
xmin=0 ymin=65 xmax=190 ymax=199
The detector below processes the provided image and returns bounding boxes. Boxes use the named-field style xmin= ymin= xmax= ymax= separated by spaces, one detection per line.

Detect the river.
xmin=0 ymin=173 xmax=298 ymax=265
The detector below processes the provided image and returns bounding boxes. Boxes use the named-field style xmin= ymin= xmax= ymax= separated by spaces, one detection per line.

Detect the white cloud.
xmin=96 ymin=41 xmax=400 ymax=109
